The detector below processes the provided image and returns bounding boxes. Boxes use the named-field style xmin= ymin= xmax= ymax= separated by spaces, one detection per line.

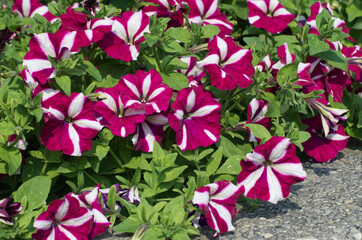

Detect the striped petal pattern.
xmin=98 ymin=11 xmax=150 ymax=62
xmin=184 ymin=0 xmax=233 ymax=37
xmin=272 ymin=43 xmax=296 ymax=71
xmin=118 ymin=69 xmax=173 ymax=115
xmin=238 ymin=137 xmax=306 ymax=204
xmin=32 ymin=195 xmax=94 ymax=240
xmin=192 ymin=181 xmax=245 ymax=237
xmin=41 ymin=93 xmax=103 ymax=156
xmin=142 ymin=0 xmax=184 ymax=27
xmin=198 ymin=36 xmax=254 ymax=90
xmin=0 ymin=198 xmax=23 ymax=226
xmin=12 ymin=0 xmax=57 ymax=22
xmin=246 ymin=98 xmax=271 ymax=142
xmin=168 ymin=86 xmax=221 ymax=150
xmin=247 ymin=0 xmax=295 ymax=33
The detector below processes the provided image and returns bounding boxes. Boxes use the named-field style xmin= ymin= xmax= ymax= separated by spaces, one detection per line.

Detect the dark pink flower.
xmin=41 ymin=93 xmax=103 ymax=156
xmin=168 ymin=86 xmax=221 ymax=150
xmin=184 ymin=0 xmax=233 ymax=37
xmin=13 ymin=0 xmax=57 ymax=22
xmin=341 ymin=45 xmax=362 ymax=83
xmin=132 ymin=113 xmax=169 ymax=152
xmin=32 ymin=195 xmax=94 ymax=240
xmin=246 ymin=98 xmax=271 ymax=142
xmin=98 ymin=11 xmax=150 ymax=62
xmin=247 ymin=0 xmax=295 ymax=34
xmin=118 ymin=69 xmax=173 ymax=115
xmin=254 ymin=54 xmax=273 ymax=73
xmin=192 ymin=180 xmax=244 ymax=237
xmin=142 ymin=0 xmax=185 ymax=27
xmin=0 ymin=198 xmax=23 ymax=225
xmin=198 ymin=36 xmax=254 ymax=90
xmin=93 ymin=85 xmax=146 ymax=138
xmin=23 ymin=31 xmax=78 ymax=84
xmin=177 ymin=56 xmax=206 ymax=84
xmin=272 ymin=43 xmax=296 ymax=72
xmin=302 ymin=116 xmax=349 ymax=163
xmin=238 ymin=137 xmax=306 ymax=204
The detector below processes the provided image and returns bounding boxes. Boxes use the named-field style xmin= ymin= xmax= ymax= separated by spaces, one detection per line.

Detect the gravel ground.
xmin=95 ymin=139 xmax=362 ymax=240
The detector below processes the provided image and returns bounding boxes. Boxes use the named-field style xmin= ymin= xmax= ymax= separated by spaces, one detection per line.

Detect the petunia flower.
xmin=23 ymin=30 xmax=78 ymax=84
xmin=271 ymin=43 xmax=296 ymax=72
xmin=302 ymin=116 xmax=349 ymax=163
xmin=93 ymin=85 xmax=146 ymax=138
xmin=168 ymin=86 xmax=221 ymax=150
xmin=184 ymin=0 xmax=233 ymax=37
xmin=341 ymin=45 xmax=362 ymax=83
xmin=118 ymin=69 xmax=173 ymax=115
xmin=82 ymin=0 xmax=100 ymax=16
xmin=254 ymin=54 xmax=273 ymax=72
xmin=0 ymin=198 xmax=23 ymax=225
xmin=71 ymin=185 xmax=110 ymax=239
xmin=237 ymin=137 xmax=306 ymax=204
xmin=142 ymin=0 xmax=185 ymax=27
xmin=246 ymin=98 xmax=271 ymax=142
xmin=192 ymin=180 xmax=245 ymax=237
xmin=98 ymin=11 xmax=150 ymax=62
xmin=12 ymin=0 xmax=57 ymax=22
xmin=60 ymin=8 xmax=112 ymax=49
xmin=132 ymin=113 xmax=168 ymax=152
xmin=247 ymin=0 xmax=295 ymax=34
xmin=198 ymin=36 xmax=254 ymax=90
xmin=41 ymin=93 xmax=103 ymax=156
xmin=32 ymin=195 xmax=94 ymax=240
xmin=177 ymin=56 xmax=206 ymax=84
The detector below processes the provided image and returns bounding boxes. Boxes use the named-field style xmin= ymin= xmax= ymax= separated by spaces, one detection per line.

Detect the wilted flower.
xmin=238 ymin=137 xmax=306 ymax=204
xmin=0 ymin=198 xmax=23 ymax=225
xmin=192 ymin=180 xmax=244 ymax=237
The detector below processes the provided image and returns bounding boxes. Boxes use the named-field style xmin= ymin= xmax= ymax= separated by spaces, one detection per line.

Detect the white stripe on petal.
xmin=84 ymin=30 xmax=93 ymax=41
xmin=55 ymin=198 xmax=69 ymax=220
xmin=61 ymin=210 xmax=93 ymax=227
xmin=30 ymin=6 xmax=49 ymax=17
xmin=204 ymin=0 xmax=218 ymax=18
xmin=145 ymin=114 xmax=168 ymax=125
xmin=198 ymin=54 xmax=220 ymax=67
xmin=174 ymin=110 xmax=184 ymax=120
xmin=68 ymin=94 xmax=85 ymax=118
xmin=269 ymin=138 xmax=290 ymax=162
xmin=186 ymin=90 xmax=196 ymax=112
xmin=57 ymin=225 xmax=77 ymax=240
xmin=192 ymin=190 xmax=209 ymax=206
xmin=74 ymin=119 xmax=103 ymax=131
xmin=47 ymin=107 xmax=65 ymax=120
xmin=248 ymin=15 xmax=260 ymax=24
xmin=60 ymin=31 xmax=77 ymax=54
xmin=238 ymin=166 xmax=264 ymax=193
xmin=150 ymin=102 xmax=161 ymax=113
xmin=92 ymin=209 xmax=109 ymax=223
xmin=223 ymin=49 xmax=248 ymax=66
xmin=112 ymin=20 xmax=128 ymax=41
xmin=204 ymin=129 xmax=217 ymax=142
xmin=209 ymin=201 xmax=234 ymax=231
xmin=127 ymin=11 xmax=143 ymax=43
xmin=211 ymin=183 xmax=238 ymax=201
xmin=272 ymin=163 xmax=306 ymax=178
xmin=23 ymin=59 xmax=52 ymax=73
xmin=22 ymin=0 xmax=31 ymax=17
xmin=216 ymin=37 xmax=228 ymax=61
xmin=68 ymin=124 xmax=81 ymax=156
xmin=246 ymin=152 xmax=265 ymax=164
xmin=195 ymin=0 xmax=205 ymax=15
xmin=99 ymin=92 xmax=118 ymax=113
xmin=33 ymin=220 xmax=53 ymax=230
xmin=188 ymin=105 xmax=219 ymax=118
xmin=203 ymin=19 xmax=233 ymax=29
xmin=269 ymin=0 xmax=279 ymax=12
xmin=121 ymin=127 xmax=126 ymax=137
xmin=326 ymin=133 xmax=349 ymax=141
xmin=273 ymin=8 xmax=292 ymax=16
xmin=129 ymin=44 xmax=139 ymax=60
xmin=142 ymin=122 xmax=156 ymax=151
xmin=148 ymin=87 xmax=165 ymax=101
xmin=124 ymin=79 xmax=140 ymax=98
xmin=179 ymin=124 xmax=187 ymax=150
xmin=250 ymin=0 xmax=267 ymax=12
xmin=142 ymin=73 xmax=152 ymax=97
xmin=266 ymin=166 xmax=284 ymax=204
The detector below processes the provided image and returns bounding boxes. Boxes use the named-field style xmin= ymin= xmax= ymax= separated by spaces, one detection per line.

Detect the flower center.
xmin=65 ymin=117 xmax=73 ymax=123
xmin=264 ymin=160 xmax=274 ymax=166
xmin=267 ymin=11 xmax=273 ymax=17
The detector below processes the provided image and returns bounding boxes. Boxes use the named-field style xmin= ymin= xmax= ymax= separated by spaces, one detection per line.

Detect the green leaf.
xmin=317 ymin=49 xmax=348 ymax=72
xmin=219 ymin=2 xmax=248 ymax=20
xmin=346 ymin=4 xmax=362 ymax=22
xmin=160 ymin=39 xmax=184 ymax=53
xmin=144 ymin=33 xmax=160 ymax=47
xmin=55 ymin=75 xmax=71 ymax=97
xmin=80 ymin=60 xmax=102 ymax=82
xmin=124 ymin=157 xmax=152 ymax=171
xmin=276 ymin=61 xmax=299 ymax=86
xmin=291 ymin=131 xmax=311 ymax=151
xmin=152 ymin=141 xmax=165 ymax=165
xmin=243 ymin=37 xmax=265 ymax=51
xmin=308 ymin=34 xmax=330 ymax=55
xmin=206 ymin=147 xmax=223 ymax=176
xmin=57 ymin=162 xmax=77 ymax=174
xmin=107 ymin=185 xmax=117 ymax=211
xmin=84 ymin=82 xmax=96 ymax=96
xmin=0 ymin=121 xmax=16 ymax=135
xmin=201 ymin=25 xmax=220 ymax=38
xmin=215 ymin=156 xmax=242 ymax=175
xmin=216 ymin=135 xmax=242 ymax=158
xmin=162 ymin=166 xmax=188 ymax=182
xmin=327 ymin=29 xmax=350 ymax=42
xmin=265 ymin=100 xmax=281 ymax=117
xmin=0 ymin=147 xmax=22 ymax=175
xmin=160 ymin=72 xmax=189 ymax=91
xmin=113 ymin=215 xmax=142 ymax=233
xmin=245 ymin=123 xmax=272 ymax=141
xmin=96 ymin=145 xmax=109 ymax=160
xmin=165 ymin=27 xmax=192 ymax=43
xmin=14 ymin=176 xmax=51 ymax=209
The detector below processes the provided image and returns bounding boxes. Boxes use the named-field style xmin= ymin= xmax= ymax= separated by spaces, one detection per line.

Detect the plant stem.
xmin=83 ymin=170 xmax=105 ymax=188
xmin=109 ymin=148 xmax=124 ymax=169
xmin=152 ymin=45 xmax=163 ymax=72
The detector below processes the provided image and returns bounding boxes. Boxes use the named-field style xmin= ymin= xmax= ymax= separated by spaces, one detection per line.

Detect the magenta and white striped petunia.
xmin=41 ymin=93 xmax=103 ymax=156
xmin=32 ymin=195 xmax=94 ymax=240
xmin=71 ymin=185 xmax=110 ymax=239
xmin=60 ymin=8 xmax=112 ymax=49
xmin=168 ymin=86 xmax=221 ymax=151
xmin=342 ymin=45 xmax=362 ymax=83
xmin=238 ymin=137 xmax=306 ymax=204
xmin=132 ymin=113 xmax=168 ymax=152
xmin=118 ymin=69 xmax=173 ymax=115
xmin=302 ymin=116 xmax=349 ymax=163
xmin=142 ymin=0 xmax=185 ymax=27
xmin=98 ymin=11 xmax=150 ymax=62
xmin=272 ymin=43 xmax=296 ymax=72
xmin=198 ymin=36 xmax=254 ymax=90
xmin=93 ymin=85 xmax=146 ymax=138
xmin=23 ymin=30 xmax=78 ymax=84
xmin=184 ymin=0 xmax=233 ymax=37
xmin=246 ymin=98 xmax=271 ymax=142
xmin=0 ymin=198 xmax=23 ymax=225
xmin=254 ymin=54 xmax=273 ymax=72
xmin=12 ymin=0 xmax=57 ymax=22
xmin=177 ymin=56 xmax=206 ymax=84
xmin=247 ymin=0 xmax=295 ymax=34
xmin=192 ymin=180 xmax=245 ymax=237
